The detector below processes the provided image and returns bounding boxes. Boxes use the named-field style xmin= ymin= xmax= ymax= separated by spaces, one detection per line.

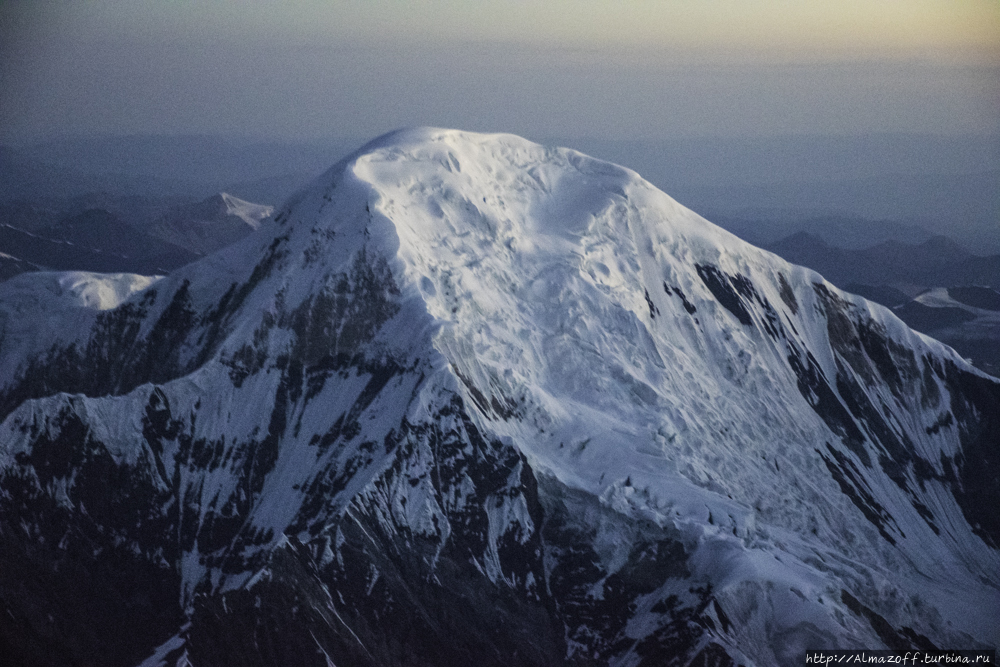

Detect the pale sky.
xmin=1 ymin=0 xmax=998 ymax=142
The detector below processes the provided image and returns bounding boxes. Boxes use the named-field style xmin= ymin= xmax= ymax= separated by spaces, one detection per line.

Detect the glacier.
xmin=0 ymin=128 xmax=997 ymax=666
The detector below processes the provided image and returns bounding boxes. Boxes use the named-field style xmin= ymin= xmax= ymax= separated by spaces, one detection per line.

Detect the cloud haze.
xmin=1 ymin=1 xmax=998 ymax=142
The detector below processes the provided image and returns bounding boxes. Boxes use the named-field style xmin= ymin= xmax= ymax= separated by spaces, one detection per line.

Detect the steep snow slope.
xmin=0 ymin=129 xmax=997 ymax=667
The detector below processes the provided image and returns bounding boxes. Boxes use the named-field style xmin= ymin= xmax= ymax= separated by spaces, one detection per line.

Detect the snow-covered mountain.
xmin=0 ymin=129 xmax=997 ymax=667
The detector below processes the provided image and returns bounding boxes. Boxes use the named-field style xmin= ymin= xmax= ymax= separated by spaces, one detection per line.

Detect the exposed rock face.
xmin=0 ymin=129 xmax=996 ymax=667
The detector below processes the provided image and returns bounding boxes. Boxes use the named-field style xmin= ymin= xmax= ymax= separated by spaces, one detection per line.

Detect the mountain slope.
xmin=0 ymin=129 xmax=997 ymax=667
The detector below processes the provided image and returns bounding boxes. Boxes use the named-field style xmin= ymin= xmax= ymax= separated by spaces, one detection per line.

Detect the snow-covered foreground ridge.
xmin=0 ymin=128 xmax=997 ymax=667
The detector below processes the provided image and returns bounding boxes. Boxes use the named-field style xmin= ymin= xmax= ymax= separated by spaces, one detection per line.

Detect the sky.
xmin=1 ymin=0 xmax=999 ymax=143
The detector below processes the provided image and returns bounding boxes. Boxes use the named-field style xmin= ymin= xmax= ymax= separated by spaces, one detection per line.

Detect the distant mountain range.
xmin=746 ymin=231 xmax=1000 ymax=377
xmin=146 ymin=193 xmax=274 ymax=256
xmin=766 ymin=232 xmax=1000 ymax=290
xmin=0 ymin=210 xmax=197 ymax=275
xmin=0 ymin=145 xmax=202 ymax=201
xmin=0 ymin=136 xmax=357 ymax=204
xmin=710 ymin=215 xmax=936 ymax=251
xmin=0 ymin=192 xmax=273 ymax=278
xmin=687 ymin=169 xmax=999 ymax=239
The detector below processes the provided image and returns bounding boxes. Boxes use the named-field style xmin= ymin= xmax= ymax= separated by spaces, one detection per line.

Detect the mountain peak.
xmin=185 ymin=191 xmax=273 ymax=229
xmin=143 ymin=191 xmax=274 ymax=256
xmin=218 ymin=192 xmax=273 ymax=230
xmin=285 ymin=128 xmax=732 ymax=293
